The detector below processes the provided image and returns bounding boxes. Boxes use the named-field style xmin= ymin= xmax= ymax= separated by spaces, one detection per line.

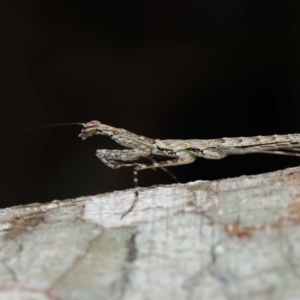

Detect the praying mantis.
xmin=3 ymin=119 xmax=300 ymax=217
xmin=78 ymin=120 xmax=300 ymax=217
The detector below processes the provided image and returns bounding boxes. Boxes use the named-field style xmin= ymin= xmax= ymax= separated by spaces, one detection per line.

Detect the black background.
xmin=0 ymin=1 xmax=300 ymax=208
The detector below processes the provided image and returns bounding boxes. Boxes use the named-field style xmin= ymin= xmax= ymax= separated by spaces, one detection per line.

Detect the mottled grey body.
xmin=79 ymin=120 xmax=300 ymax=169
xmin=79 ymin=120 xmax=300 ymax=216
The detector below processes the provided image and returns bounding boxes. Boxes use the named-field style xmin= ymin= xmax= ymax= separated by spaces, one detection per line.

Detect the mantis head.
xmin=79 ymin=120 xmax=116 ymax=140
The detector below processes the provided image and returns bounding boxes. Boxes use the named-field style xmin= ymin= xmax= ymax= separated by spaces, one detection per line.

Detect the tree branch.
xmin=0 ymin=167 xmax=300 ymax=299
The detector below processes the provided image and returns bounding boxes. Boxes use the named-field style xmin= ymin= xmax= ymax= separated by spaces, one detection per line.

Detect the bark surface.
xmin=1 ymin=167 xmax=300 ymax=300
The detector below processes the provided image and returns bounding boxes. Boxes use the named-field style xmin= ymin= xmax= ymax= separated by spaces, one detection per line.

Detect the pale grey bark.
xmin=1 ymin=167 xmax=300 ymax=300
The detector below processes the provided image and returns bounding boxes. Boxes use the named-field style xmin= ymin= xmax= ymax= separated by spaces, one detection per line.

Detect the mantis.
xmin=79 ymin=120 xmax=300 ymax=217
xmin=4 ymin=119 xmax=300 ymax=217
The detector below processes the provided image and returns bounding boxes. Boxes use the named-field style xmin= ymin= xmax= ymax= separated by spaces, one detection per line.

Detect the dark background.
xmin=0 ymin=1 xmax=300 ymax=208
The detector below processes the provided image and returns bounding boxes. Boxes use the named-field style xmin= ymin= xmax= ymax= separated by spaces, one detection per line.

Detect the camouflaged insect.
xmin=79 ymin=120 xmax=300 ymax=217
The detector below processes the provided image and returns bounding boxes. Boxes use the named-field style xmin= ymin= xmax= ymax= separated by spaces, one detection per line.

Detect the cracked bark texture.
xmin=1 ymin=167 xmax=300 ymax=300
